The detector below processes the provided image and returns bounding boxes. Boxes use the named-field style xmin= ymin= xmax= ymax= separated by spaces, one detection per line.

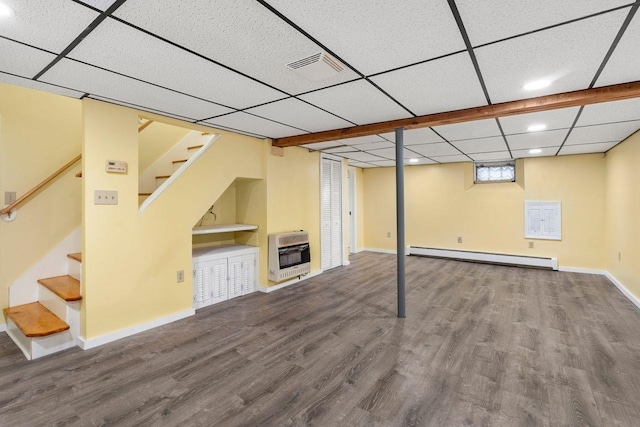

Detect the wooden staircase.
xmin=3 ymin=252 xmax=83 ymax=360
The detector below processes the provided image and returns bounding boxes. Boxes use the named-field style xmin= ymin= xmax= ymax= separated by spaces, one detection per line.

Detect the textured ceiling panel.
xmin=76 ymin=0 xmax=118 ymax=11
xmin=476 ymin=10 xmax=627 ymax=103
xmin=578 ymin=98 xmax=640 ymax=126
xmin=371 ymin=53 xmax=488 ymax=116
xmin=0 ymin=0 xmax=98 ymax=53
xmin=457 ymin=0 xmax=630 ymax=46
xmin=322 ymin=146 xmax=357 ymax=154
xmin=595 ymin=13 xmax=640 ymax=87
xmin=378 ymin=128 xmax=445 ymax=145
xmin=347 ymin=141 xmax=394 ymax=151
xmin=408 ymin=143 xmax=462 ymax=157
xmin=565 ymin=121 xmax=640 ymax=145
xmin=451 ymin=136 xmax=509 ymax=154
xmin=0 ymin=71 xmax=84 ymax=98
xmin=114 ymin=0 xmax=358 ymax=94
xmin=298 ymin=80 xmax=412 ymax=125
xmin=506 ymin=129 xmax=569 ymax=150
xmin=204 ymin=112 xmax=304 ymax=138
xmin=89 ymin=96 xmax=197 ymax=122
xmin=558 ymin=141 xmax=619 ymax=155
xmin=511 ymin=146 xmax=560 ymax=158
xmin=369 ymin=160 xmax=398 ymax=167
xmin=301 ymin=141 xmax=348 ymax=150
xmin=348 ymin=161 xmax=376 ymax=168
xmin=430 ymin=155 xmax=471 ymax=163
xmin=469 ymin=151 xmax=512 ymax=162
xmin=0 ymin=38 xmax=56 ymax=78
xmin=245 ymin=98 xmax=352 ymax=132
xmin=266 ymin=0 xmax=465 ymax=75
xmin=432 ymin=119 xmax=501 ymax=141
xmin=499 ymin=107 xmax=579 ymax=134
xmin=339 ymin=151 xmax=388 ymax=162
xmin=69 ymin=18 xmax=286 ymax=109
xmin=40 ymin=59 xmax=234 ymax=120
xmin=331 ymin=135 xmax=387 ymax=146
xmin=367 ymin=147 xmax=419 ymax=160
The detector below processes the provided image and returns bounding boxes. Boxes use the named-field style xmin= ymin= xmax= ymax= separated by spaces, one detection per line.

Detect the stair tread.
xmin=38 ymin=275 xmax=82 ymax=301
xmin=172 ymin=159 xmax=187 ymax=164
xmin=156 ymin=175 xmax=171 ymax=179
xmin=139 ymin=192 xmax=152 ymax=196
xmin=3 ymin=302 xmax=70 ymax=337
xmin=187 ymin=145 xmax=203 ymax=150
xmin=67 ymin=253 xmax=82 ymax=262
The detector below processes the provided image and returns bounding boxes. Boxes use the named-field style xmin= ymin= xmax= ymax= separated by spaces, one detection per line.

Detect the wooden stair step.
xmin=67 ymin=253 xmax=82 ymax=263
xmin=38 ymin=275 xmax=82 ymax=301
xmin=3 ymin=302 xmax=70 ymax=337
xmin=172 ymin=159 xmax=187 ymax=164
xmin=187 ymin=145 xmax=203 ymax=150
xmin=139 ymin=192 xmax=152 ymax=196
xmin=156 ymin=175 xmax=170 ymax=179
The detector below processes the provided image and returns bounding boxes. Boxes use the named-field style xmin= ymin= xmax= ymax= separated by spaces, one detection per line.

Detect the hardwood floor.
xmin=2 ymin=252 xmax=640 ymax=426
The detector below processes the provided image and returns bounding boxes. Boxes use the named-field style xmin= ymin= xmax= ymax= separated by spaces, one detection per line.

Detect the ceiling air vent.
xmin=286 ymin=52 xmax=345 ymax=81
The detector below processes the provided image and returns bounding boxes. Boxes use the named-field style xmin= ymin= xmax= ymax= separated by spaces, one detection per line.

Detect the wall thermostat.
xmin=106 ymin=160 xmax=127 ymax=174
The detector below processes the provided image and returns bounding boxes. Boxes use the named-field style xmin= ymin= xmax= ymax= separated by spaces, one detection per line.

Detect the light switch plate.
xmin=94 ymin=190 xmax=118 ymax=205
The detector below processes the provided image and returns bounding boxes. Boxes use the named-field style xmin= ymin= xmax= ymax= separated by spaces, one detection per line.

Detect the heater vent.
xmin=286 ymin=52 xmax=345 ymax=81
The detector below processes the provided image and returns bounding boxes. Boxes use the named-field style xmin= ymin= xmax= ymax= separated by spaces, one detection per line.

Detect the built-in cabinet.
xmin=192 ymin=245 xmax=259 ymax=309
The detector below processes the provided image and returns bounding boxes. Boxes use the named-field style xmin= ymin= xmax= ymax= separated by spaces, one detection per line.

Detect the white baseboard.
xmin=363 ymin=248 xmax=398 ymax=255
xmin=78 ymin=308 xmax=195 ymax=350
xmin=409 ymin=246 xmax=558 ymax=270
xmin=0 ymin=323 xmax=6 ymax=333
xmin=343 ymin=260 xmax=351 ymax=266
xmin=605 ymin=272 xmax=640 ymax=310
xmin=351 ymin=248 xmax=365 ymax=254
xmin=259 ymin=269 xmax=322 ymax=293
xmin=558 ymin=267 xmax=607 ymax=275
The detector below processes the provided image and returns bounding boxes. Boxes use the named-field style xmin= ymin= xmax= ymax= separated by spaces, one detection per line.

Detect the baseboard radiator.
xmin=407 ymin=246 xmax=558 ymax=270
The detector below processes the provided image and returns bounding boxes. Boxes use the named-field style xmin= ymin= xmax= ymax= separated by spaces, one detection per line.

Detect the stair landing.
xmin=67 ymin=253 xmax=82 ymax=262
xmin=4 ymin=302 xmax=70 ymax=337
xmin=38 ymin=275 xmax=82 ymax=301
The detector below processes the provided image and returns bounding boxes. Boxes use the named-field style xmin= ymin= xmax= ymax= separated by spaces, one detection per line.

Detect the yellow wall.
xmin=0 ymin=83 xmax=82 ymax=323
xmin=605 ymin=130 xmax=640 ymax=300
xmin=191 ymin=182 xmax=237 ymax=248
xmin=363 ymin=154 xmax=606 ymax=269
xmin=138 ymin=121 xmax=191 ymax=173
xmin=82 ymin=99 xmax=264 ymax=339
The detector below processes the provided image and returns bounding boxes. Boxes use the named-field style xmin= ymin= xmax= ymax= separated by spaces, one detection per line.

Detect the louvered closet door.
xmin=321 ymin=157 xmax=343 ymax=271
xmin=193 ymin=261 xmax=212 ymax=308
xmin=241 ymin=253 xmax=256 ymax=295
xmin=210 ymin=258 xmax=228 ymax=304
xmin=228 ymin=256 xmax=243 ymax=299
xmin=321 ymin=158 xmax=333 ymax=271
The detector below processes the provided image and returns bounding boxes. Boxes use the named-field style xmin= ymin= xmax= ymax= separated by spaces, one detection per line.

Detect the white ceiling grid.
xmin=0 ymin=0 xmax=637 ymax=168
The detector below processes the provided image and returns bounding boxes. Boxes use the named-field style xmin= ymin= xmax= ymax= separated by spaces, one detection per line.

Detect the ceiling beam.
xmin=272 ymin=81 xmax=640 ymax=147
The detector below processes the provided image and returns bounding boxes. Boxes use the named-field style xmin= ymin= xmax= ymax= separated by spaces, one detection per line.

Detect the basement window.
xmin=475 ymin=161 xmax=515 ymax=183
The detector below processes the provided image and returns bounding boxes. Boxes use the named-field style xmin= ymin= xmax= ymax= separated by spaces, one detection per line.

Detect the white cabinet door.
xmin=241 ymin=253 xmax=256 ymax=295
xmin=210 ymin=258 xmax=228 ymax=304
xmin=193 ymin=261 xmax=212 ymax=309
xmin=228 ymin=255 xmax=243 ymax=299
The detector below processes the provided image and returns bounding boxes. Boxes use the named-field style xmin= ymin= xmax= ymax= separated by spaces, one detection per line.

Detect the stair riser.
xmin=173 ymin=162 xmax=186 ymax=172
xmin=155 ymin=177 xmax=169 ymax=188
xmin=38 ymin=287 xmax=81 ymax=340
xmin=5 ymin=319 xmax=76 ymax=360
xmin=68 ymin=258 xmax=82 ymax=282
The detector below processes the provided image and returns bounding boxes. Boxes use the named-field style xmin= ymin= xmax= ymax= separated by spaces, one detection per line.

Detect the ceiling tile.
xmin=348 ymin=161 xmax=377 ymax=168
xmin=370 ymin=52 xmax=488 ymax=116
xmin=565 ymin=121 xmax=640 ymax=145
xmin=0 ymin=38 xmax=56 ymax=78
xmin=76 ymin=0 xmax=118 ymax=11
xmin=506 ymin=129 xmax=569 ymax=150
xmin=332 ymin=135 xmax=387 ymax=146
xmin=114 ymin=0 xmax=359 ymax=94
xmin=499 ymin=107 xmax=579 ymax=135
xmin=301 ymin=141 xmax=347 ymax=150
xmin=89 ymin=96 xmax=198 ymax=122
xmin=476 ymin=10 xmax=628 ymax=103
xmin=457 ymin=0 xmax=630 ymax=46
xmin=298 ymin=80 xmax=412 ymax=125
xmin=367 ymin=147 xmax=418 ymax=160
xmin=323 ymin=146 xmax=357 ymax=154
xmin=340 ymin=151 xmax=388 ymax=162
xmin=408 ymin=143 xmax=462 ymax=157
xmin=433 ymin=119 xmax=501 ymax=141
xmin=0 ymin=71 xmax=84 ymax=98
xmin=577 ymin=98 xmax=640 ymax=126
xmin=265 ymin=0 xmax=464 ymax=75
xmin=204 ymin=112 xmax=304 ymax=138
xmin=68 ymin=18 xmax=286 ymax=109
xmin=40 ymin=59 xmax=234 ymax=120
xmin=369 ymin=160 xmax=398 ymax=167
xmin=348 ymin=141 xmax=394 ymax=151
xmin=511 ymin=146 xmax=560 ymax=158
xmin=595 ymin=12 xmax=640 ymax=87
xmin=407 ymin=158 xmax=437 ymax=165
xmin=451 ymin=136 xmax=508 ymax=154
xmin=0 ymin=0 xmax=98 ymax=53
xmin=379 ymin=128 xmax=445 ymax=145
xmin=469 ymin=151 xmax=512 ymax=162
xmin=245 ymin=98 xmax=352 ymax=132
xmin=430 ymin=155 xmax=471 ymax=163
xmin=558 ymin=141 xmax=619 ymax=155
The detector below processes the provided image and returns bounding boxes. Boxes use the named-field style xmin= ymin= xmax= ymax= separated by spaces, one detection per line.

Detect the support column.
xmin=395 ymin=127 xmax=406 ymax=318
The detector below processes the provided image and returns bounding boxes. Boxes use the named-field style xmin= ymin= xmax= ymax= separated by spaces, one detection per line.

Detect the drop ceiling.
xmin=0 ymin=0 xmax=639 ymax=168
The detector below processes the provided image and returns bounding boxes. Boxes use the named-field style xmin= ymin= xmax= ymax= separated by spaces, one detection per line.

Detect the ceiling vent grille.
xmin=286 ymin=52 xmax=345 ymax=81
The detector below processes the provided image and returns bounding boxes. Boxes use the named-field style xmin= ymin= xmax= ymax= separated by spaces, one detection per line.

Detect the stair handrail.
xmin=1 ymin=154 xmax=82 ymax=220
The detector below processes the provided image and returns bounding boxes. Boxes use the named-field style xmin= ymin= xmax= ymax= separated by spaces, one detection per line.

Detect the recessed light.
xmin=408 ymin=158 xmax=419 ymax=163
xmin=529 ymin=149 xmax=542 ymax=154
xmin=523 ymin=79 xmax=551 ymax=91
xmin=527 ymin=124 xmax=547 ymax=132
xmin=0 ymin=2 xmax=15 ymax=18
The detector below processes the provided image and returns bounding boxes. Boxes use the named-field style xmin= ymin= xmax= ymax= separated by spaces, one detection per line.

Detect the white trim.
xmin=558 ymin=267 xmax=607 ymax=275
xmin=320 ymin=152 xmax=343 ymax=162
xmin=352 ymin=248 xmax=365 ymax=254
xmin=0 ymin=323 xmax=6 ymax=333
xmin=605 ymin=272 xmax=640 ymax=310
xmin=139 ymin=134 xmax=220 ymax=213
xmin=259 ymin=269 xmax=322 ymax=293
xmin=78 ymin=308 xmax=195 ymax=350
xmin=408 ymin=246 xmax=558 ymax=270
xmin=363 ymin=248 xmax=398 ymax=255
xmin=343 ymin=260 xmax=351 ymax=266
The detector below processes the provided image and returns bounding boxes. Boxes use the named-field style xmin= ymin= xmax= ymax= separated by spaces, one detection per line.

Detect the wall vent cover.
xmin=286 ymin=52 xmax=345 ymax=81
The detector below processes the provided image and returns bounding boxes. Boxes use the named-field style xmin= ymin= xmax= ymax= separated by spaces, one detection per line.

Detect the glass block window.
xmin=475 ymin=161 xmax=515 ymax=183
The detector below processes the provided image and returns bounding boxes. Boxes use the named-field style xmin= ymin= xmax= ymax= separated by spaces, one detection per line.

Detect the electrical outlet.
xmin=529 ymin=241 xmax=534 ymax=249
xmin=457 ymin=237 xmax=462 ymax=244
xmin=177 ymin=270 xmax=184 ymax=283
xmin=4 ymin=191 xmax=16 ymax=205
xmin=94 ymin=190 xmax=118 ymax=205
xmin=387 ymin=232 xmax=391 ymax=238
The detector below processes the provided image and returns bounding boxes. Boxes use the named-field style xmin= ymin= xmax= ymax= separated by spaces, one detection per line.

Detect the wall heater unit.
xmin=269 ymin=231 xmax=311 ymax=282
